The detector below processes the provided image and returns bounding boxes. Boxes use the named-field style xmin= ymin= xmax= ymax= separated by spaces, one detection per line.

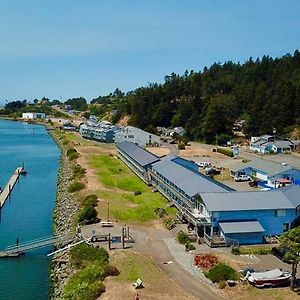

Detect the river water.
xmin=0 ymin=120 xmax=60 ymax=299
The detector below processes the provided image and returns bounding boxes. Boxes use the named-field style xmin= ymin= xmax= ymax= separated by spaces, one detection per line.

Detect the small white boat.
xmin=245 ymin=268 xmax=291 ymax=288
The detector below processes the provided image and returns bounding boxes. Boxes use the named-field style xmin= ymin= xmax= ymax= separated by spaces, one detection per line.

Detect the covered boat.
xmin=245 ymin=268 xmax=291 ymax=288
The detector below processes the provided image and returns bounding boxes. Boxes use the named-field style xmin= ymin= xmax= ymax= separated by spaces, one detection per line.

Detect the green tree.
xmin=279 ymin=226 xmax=300 ymax=290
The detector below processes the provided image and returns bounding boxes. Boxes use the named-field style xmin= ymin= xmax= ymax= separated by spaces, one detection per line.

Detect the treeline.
xmin=108 ymin=51 xmax=300 ymax=142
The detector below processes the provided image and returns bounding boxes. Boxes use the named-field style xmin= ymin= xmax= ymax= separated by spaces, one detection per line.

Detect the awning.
xmin=275 ymin=178 xmax=292 ymax=184
xmin=219 ymin=221 xmax=265 ymax=234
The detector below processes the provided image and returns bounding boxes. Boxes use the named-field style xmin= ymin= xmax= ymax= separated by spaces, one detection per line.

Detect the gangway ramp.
xmin=0 ymin=233 xmax=75 ymax=257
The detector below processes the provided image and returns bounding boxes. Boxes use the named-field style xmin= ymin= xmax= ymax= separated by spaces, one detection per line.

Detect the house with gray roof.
xmin=230 ymin=159 xmax=300 ymax=188
xmin=250 ymin=135 xmax=294 ymax=154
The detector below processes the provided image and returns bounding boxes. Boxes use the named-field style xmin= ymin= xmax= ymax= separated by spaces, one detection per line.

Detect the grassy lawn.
xmin=65 ymin=132 xmax=114 ymax=148
xmin=111 ymin=252 xmax=163 ymax=283
xmin=214 ymin=168 xmax=233 ymax=181
xmin=89 ymin=153 xmax=176 ymax=224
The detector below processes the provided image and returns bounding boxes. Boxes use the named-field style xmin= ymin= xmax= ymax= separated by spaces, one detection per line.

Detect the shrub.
xmin=163 ymin=218 xmax=175 ymax=230
xmin=194 ymin=254 xmax=218 ymax=269
xmin=231 ymin=247 xmax=241 ymax=255
xmin=134 ymin=190 xmax=142 ymax=196
xmin=103 ymin=264 xmax=120 ymax=277
xmin=205 ymin=263 xmax=238 ymax=283
xmin=68 ymin=152 xmax=79 ymax=161
xmin=154 ymin=207 xmax=166 ymax=218
xmin=217 ymin=147 xmax=233 ymax=157
xmin=218 ymin=280 xmax=227 ymax=289
xmin=68 ymin=182 xmax=85 ymax=193
xmin=78 ymin=205 xmax=98 ymax=222
xmin=185 ymin=241 xmax=196 ymax=251
xmin=72 ymin=165 xmax=86 ymax=179
xmin=70 ymin=244 xmax=109 ymax=268
xmin=177 ymin=231 xmax=189 ymax=245
xmin=67 ymin=148 xmax=77 ymax=156
xmin=178 ymin=142 xmax=185 ymax=150
xmin=81 ymin=194 xmax=98 ymax=207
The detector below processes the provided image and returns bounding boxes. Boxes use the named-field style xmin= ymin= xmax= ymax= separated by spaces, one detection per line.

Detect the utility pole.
xmin=107 ymin=202 xmax=110 ymax=221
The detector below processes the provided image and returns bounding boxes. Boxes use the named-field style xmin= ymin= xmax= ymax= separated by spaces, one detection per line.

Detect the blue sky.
xmin=0 ymin=0 xmax=299 ymax=104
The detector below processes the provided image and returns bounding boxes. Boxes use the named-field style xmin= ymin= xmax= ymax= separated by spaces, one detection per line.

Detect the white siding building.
xmin=114 ymin=126 xmax=160 ymax=147
xmin=22 ymin=112 xmax=46 ymax=119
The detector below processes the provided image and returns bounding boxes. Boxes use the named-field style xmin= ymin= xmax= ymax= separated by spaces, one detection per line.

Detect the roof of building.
xmin=273 ymin=140 xmax=294 ymax=148
xmin=231 ymin=159 xmax=294 ymax=176
xmin=201 ymin=184 xmax=300 ymax=212
xmin=151 ymin=155 xmax=232 ymax=197
xmin=219 ymin=221 xmax=265 ymax=234
xmin=116 ymin=141 xmax=160 ymax=167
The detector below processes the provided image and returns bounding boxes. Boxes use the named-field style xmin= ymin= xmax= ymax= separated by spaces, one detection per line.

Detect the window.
xmin=283 ymin=223 xmax=289 ymax=232
xmin=275 ymin=209 xmax=286 ymax=217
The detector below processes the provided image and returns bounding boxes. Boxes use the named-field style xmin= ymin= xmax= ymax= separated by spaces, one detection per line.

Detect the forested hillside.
xmin=99 ymin=51 xmax=300 ymax=143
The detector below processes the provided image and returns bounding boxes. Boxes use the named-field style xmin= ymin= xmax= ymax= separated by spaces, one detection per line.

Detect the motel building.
xmin=116 ymin=141 xmax=300 ymax=247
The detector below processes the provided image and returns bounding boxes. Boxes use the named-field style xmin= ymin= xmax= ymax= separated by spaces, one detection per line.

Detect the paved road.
xmin=147 ymin=239 xmax=223 ymax=300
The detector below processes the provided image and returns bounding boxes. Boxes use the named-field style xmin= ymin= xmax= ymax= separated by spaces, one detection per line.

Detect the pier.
xmin=0 ymin=167 xmax=25 ymax=208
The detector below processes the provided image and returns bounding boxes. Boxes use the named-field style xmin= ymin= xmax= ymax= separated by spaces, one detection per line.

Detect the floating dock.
xmin=0 ymin=167 xmax=24 ymax=208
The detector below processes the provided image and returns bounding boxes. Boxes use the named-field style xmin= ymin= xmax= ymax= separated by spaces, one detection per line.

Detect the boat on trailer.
xmin=245 ymin=268 xmax=291 ymax=288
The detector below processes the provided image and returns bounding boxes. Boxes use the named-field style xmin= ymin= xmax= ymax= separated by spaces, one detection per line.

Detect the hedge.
xmin=217 ymin=147 xmax=233 ymax=157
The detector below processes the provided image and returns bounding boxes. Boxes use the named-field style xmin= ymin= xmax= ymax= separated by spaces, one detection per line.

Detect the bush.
xmin=72 ymin=165 xmax=86 ymax=179
xmin=70 ymin=244 xmax=109 ymax=268
xmin=217 ymin=147 xmax=233 ymax=157
xmin=218 ymin=280 xmax=227 ymax=289
xmin=154 ymin=207 xmax=166 ymax=218
xmin=185 ymin=241 xmax=196 ymax=251
xmin=78 ymin=205 xmax=98 ymax=222
xmin=68 ymin=152 xmax=79 ymax=161
xmin=68 ymin=182 xmax=85 ymax=193
xmin=231 ymin=247 xmax=241 ymax=255
xmin=103 ymin=264 xmax=120 ymax=277
xmin=205 ymin=263 xmax=238 ymax=283
xmin=67 ymin=148 xmax=77 ymax=156
xmin=134 ymin=190 xmax=142 ymax=196
xmin=63 ymin=279 xmax=105 ymax=300
xmin=81 ymin=194 xmax=98 ymax=207
xmin=163 ymin=218 xmax=175 ymax=230
xmin=178 ymin=142 xmax=185 ymax=150
xmin=177 ymin=231 xmax=189 ymax=245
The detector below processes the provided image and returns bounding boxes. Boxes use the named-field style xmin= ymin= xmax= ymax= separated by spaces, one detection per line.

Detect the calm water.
xmin=0 ymin=120 xmax=60 ymax=300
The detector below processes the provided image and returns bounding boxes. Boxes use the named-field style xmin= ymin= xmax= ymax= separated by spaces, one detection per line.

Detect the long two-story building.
xmin=116 ymin=141 xmax=300 ymax=246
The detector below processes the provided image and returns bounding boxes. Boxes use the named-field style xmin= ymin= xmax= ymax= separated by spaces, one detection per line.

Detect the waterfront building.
xmin=22 ymin=112 xmax=46 ymax=119
xmin=116 ymin=141 xmax=300 ymax=246
xmin=114 ymin=126 xmax=160 ymax=147
xmin=116 ymin=141 xmax=160 ymax=184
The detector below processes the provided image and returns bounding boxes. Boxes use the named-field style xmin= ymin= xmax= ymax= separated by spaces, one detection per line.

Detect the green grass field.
xmin=89 ymin=153 xmax=176 ymax=224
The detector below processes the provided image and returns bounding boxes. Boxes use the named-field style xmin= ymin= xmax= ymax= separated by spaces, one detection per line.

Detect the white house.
xmin=22 ymin=112 xmax=46 ymax=119
xmin=114 ymin=126 xmax=160 ymax=147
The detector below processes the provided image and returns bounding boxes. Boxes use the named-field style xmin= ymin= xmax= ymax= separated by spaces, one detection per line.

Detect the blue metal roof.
xmin=116 ymin=141 xmax=160 ymax=167
xmin=219 ymin=221 xmax=265 ymax=234
xmin=151 ymin=155 xmax=230 ymax=197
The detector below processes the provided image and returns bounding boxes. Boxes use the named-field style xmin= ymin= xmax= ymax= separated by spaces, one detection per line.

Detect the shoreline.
xmin=47 ymin=129 xmax=80 ymax=299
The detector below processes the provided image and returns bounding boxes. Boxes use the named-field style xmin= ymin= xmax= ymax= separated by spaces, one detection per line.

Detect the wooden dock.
xmin=0 ymin=167 xmax=24 ymax=208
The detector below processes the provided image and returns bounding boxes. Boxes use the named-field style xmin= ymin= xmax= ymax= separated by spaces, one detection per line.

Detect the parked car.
xmin=234 ymin=175 xmax=251 ymax=182
xmin=197 ymin=162 xmax=212 ymax=169
xmin=249 ymin=180 xmax=258 ymax=187
xmin=271 ymin=247 xmax=292 ymax=264
xmin=205 ymin=167 xmax=221 ymax=175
